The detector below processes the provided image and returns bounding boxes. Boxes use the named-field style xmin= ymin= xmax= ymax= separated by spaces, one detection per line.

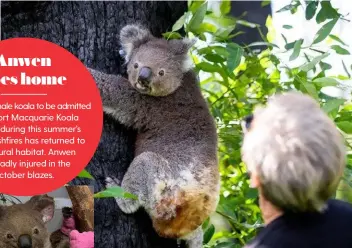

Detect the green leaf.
xmin=77 ymin=169 xmax=94 ymax=179
xmin=316 ymin=1 xmax=340 ymax=24
xmin=313 ymin=18 xmax=338 ymax=45
xmin=220 ymin=0 xmax=231 ymax=15
xmin=236 ymin=20 xmax=259 ymax=28
xmin=276 ymin=1 xmax=301 ymax=13
xmin=202 ymin=218 xmax=210 ymax=230
xmin=196 ymin=62 xmax=220 ymax=73
xmin=269 ymin=54 xmax=280 ymax=65
xmin=309 ymin=48 xmax=326 ymax=54
xmin=198 ymin=22 xmax=217 ymax=33
xmin=245 ymin=188 xmax=258 ymax=199
xmin=319 ymin=61 xmax=332 ymax=71
xmin=331 ymin=45 xmax=350 ymax=55
xmin=329 ymin=34 xmax=347 ymax=46
xmin=204 ymin=54 xmax=226 ymax=63
xmin=189 ymin=0 xmax=205 ymax=13
xmin=313 ymin=77 xmax=339 ymax=87
xmin=197 ymin=47 xmax=212 ymax=55
xmin=285 ymin=41 xmax=295 ymax=50
xmin=212 ymin=46 xmax=229 ymax=57
xmin=261 ymin=0 xmax=271 ymax=7
xmin=281 ymin=34 xmax=288 ymax=44
xmin=305 ymin=1 xmax=318 ymax=20
xmin=188 ymin=2 xmax=208 ymax=32
xmin=302 ymin=82 xmax=319 ymax=100
xmin=289 ymin=39 xmax=303 ymax=61
xmin=342 ymin=60 xmax=351 ymax=78
xmin=215 ymin=242 xmax=236 ymax=248
xmin=203 ymin=224 xmax=215 ymax=244
xmin=336 ymin=121 xmax=352 ymax=134
xmin=277 ymin=4 xmax=292 ymax=13
xmin=162 ymin=32 xmax=183 ymax=40
xmin=94 ymin=186 xmax=138 ymax=200
xmin=172 ymin=13 xmax=187 ymax=32
xmin=208 ymin=15 xmax=237 ymax=27
xmin=226 ymin=43 xmax=243 ymax=72
xmin=322 ymin=99 xmax=345 ymax=114
xmin=300 ymin=53 xmax=329 ymax=72
xmin=283 ymin=25 xmax=293 ymax=29
xmin=246 ymin=41 xmax=279 ymax=49
xmin=228 ymin=31 xmax=245 ymax=39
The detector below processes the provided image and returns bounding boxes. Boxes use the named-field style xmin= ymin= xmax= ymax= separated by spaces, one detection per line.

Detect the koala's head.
xmin=0 ymin=195 xmax=55 ymax=248
xmin=120 ymin=24 xmax=196 ymax=96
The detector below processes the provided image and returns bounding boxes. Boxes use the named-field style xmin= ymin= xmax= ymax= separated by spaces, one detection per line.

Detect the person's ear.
xmin=249 ymin=170 xmax=261 ymax=188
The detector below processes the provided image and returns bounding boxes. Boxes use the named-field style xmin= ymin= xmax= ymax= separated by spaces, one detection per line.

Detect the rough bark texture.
xmin=1 ymin=1 xmax=187 ymax=248
xmin=66 ymin=186 xmax=94 ymax=232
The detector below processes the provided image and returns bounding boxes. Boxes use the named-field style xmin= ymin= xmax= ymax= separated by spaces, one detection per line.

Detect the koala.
xmin=88 ymin=24 xmax=220 ymax=248
xmin=0 ymin=195 xmax=55 ymax=248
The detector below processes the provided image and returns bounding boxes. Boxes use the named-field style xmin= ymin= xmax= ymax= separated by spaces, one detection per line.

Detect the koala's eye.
xmin=6 ymin=233 xmax=13 ymax=239
xmin=158 ymin=70 xmax=165 ymax=76
xmin=33 ymin=228 xmax=39 ymax=235
xmin=134 ymin=63 xmax=139 ymax=69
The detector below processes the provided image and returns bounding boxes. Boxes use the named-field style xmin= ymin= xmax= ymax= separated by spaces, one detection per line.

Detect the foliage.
xmin=165 ymin=0 xmax=352 ymax=247
xmin=94 ymin=186 xmax=138 ymax=200
xmin=78 ymin=168 xmax=95 ymax=179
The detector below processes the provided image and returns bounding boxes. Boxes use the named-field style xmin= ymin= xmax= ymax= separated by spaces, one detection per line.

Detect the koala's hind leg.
xmin=182 ymin=226 xmax=203 ymax=248
xmin=107 ymin=152 xmax=168 ymax=214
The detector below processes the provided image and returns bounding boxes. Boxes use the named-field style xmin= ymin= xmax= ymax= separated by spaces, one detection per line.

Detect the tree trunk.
xmin=66 ymin=186 xmax=94 ymax=232
xmin=1 ymin=1 xmax=187 ymax=247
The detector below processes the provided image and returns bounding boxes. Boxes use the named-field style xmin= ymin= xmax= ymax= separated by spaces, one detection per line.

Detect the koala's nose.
xmin=138 ymin=67 xmax=152 ymax=83
xmin=18 ymin=234 xmax=32 ymax=248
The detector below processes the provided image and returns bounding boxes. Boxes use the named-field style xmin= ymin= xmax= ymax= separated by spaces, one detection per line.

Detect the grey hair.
xmin=241 ymin=91 xmax=346 ymax=212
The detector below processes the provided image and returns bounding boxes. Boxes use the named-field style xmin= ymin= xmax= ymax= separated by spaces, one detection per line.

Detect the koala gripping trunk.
xmin=151 ymin=187 xmax=219 ymax=239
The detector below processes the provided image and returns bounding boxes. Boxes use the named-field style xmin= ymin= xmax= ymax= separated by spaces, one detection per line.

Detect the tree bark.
xmin=1 ymin=1 xmax=187 ymax=248
xmin=66 ymin=186 xmax=94 ymax=232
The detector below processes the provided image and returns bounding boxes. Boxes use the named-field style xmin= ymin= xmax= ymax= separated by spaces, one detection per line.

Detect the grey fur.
xmin=0 ymin=195 xmax=55 ymax=248
xmin=88 ymin=24 xmax=220 ymax=248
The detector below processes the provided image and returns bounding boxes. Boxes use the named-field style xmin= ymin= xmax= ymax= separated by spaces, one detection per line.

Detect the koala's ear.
xmin=26 ymin=194 xmax=55 ymax=224
xmin=119 ymin=24 xmax=154 ymax=63
xmin=169 ymin=38 xmax=197 ymax=55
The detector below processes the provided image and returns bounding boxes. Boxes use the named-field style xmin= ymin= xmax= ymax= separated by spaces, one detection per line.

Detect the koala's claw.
xmin=105 ymin=177 xmax=120 ymax=187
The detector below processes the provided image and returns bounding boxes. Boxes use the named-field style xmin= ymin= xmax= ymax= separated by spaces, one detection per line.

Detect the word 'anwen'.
xmin=0 ymin=54 xmax=51 ymax=67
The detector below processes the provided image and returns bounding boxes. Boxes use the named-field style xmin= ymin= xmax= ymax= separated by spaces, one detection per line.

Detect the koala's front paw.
xmin=105 ymin=176 xmax=120 ymax=187
xmin=105 ymin=177 xmax=140 ymax=214
xmin=116 ymin=197 xmax=140 ymax=214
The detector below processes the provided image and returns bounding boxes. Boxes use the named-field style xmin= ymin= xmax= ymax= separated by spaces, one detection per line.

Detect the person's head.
xmin=241 ymin=91 xmax=346 ymax=213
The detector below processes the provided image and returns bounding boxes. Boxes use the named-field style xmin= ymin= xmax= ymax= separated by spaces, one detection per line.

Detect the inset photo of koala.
xmin=0 ymin=186 xmax=94 ymax=248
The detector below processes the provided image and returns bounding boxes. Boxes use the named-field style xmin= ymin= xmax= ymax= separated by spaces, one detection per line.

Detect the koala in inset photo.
xmin=88 ymin=24 xmax=220 ymax=248
xmin=0 ymin=194 xmax=55 ymax=248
